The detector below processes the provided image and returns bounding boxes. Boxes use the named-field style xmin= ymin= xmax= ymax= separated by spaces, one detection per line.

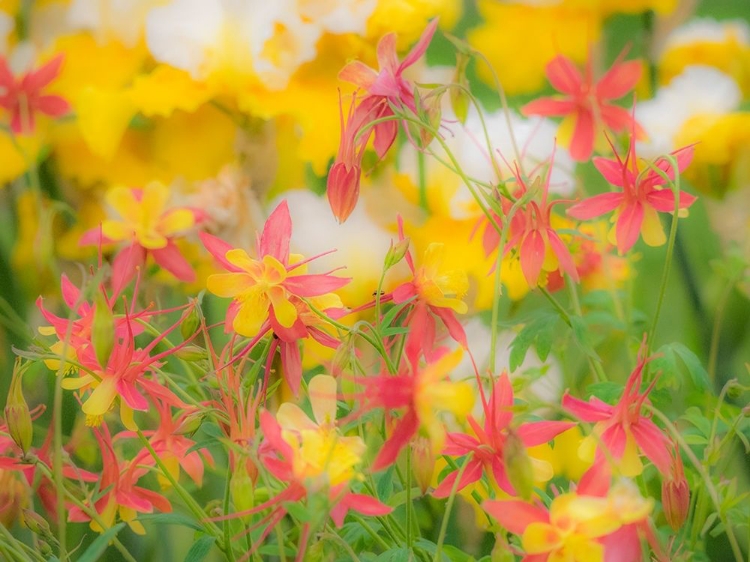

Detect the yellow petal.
xmin=619 ymin=431 xmax=644 ymax=478
xmin=640 ymin=205 xmax=667 ymax=247
xmin=106 ymin=186 xmax=140 ymax=224
xmin=159 ymin=209 xmax=195 ymax=237
xmin=81 ymin=377 xmax=118 ymax=416
xmin=75 ymin=86 xmax=136 ymax=161
xmin=268 ymin=287 xmax=297 ymax=328
xmin=226 ymin=249 xmax=259 ymax=274
xmin=309 ymin=374 xmax=338 ymax=426
xmin=523 ymin=522 xmax=562 ymax=554
xmin=207 ymin=273 xmax=255 ymax=298
xmin=101 ymin=220 xmax=134 ymax=243
xmin=277 ymin=403 xmax=316 ymax=432
xmin=128 ymin=65 xmax=215 ymax=118
xmin=120 ymin=401 xmax=137 ymax=431
xmin=232 ymin=290 xmax=270 ymax=337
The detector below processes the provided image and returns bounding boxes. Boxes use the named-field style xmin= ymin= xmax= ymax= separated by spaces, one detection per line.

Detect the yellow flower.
xmin=102 ymin=182 xmax=195 ymax=249
xmin=468 ymin=1 xmax=601 ymax=95
xmin=277 ymin=375 xmax=365 ymax=487
xmin=414 ymin=243 xmax=469 ymax=314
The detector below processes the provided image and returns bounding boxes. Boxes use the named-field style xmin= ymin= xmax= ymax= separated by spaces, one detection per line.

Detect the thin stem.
xmin=350 ymin=514 xmax=391 ymax=551
xmin=222 ymin=464 xmax=237 ymax=562
xmin=434 ymin=456 xmax=471 ymax=562
xmin=648 ymin=406 xmax=744 ymax=562
xmin=406 ymin=446 xmax=413 ymax=549
xmin=708 ymin=270 xmax=743 ymax=386
xmin=417 ymin=149 xmax=429 ymax=211
xmin=320 ymin=528 xmax=362 ymax=562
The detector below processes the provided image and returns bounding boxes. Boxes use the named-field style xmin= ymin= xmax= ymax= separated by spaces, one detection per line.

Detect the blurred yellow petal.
xmin=81 ymin=377 xmax=117 ymax=416
xmin=309 ymin=374 xmax=337 ymax=426
xmin=75 ymin=86 xmax=136 ymax=160
xmin=206 ymin=273 xmax=254 ymax=298
xmin=128 ymin=65 xmax=215 ymax=118
xmin=277 ymin=403 xmax=316 ymax=432
xmin=160 ymin=209 xmax=195 ymax=236
xmin=523 ymin=522 xmax=562 ymax=554
xmin=641 ymin=205 xmax=667 ymax=246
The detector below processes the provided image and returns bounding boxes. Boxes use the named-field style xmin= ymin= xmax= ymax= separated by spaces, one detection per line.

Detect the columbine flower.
xmin=0 ymin=54 xmax=69 ymax=134
xmin=203 ymin=200 xmax=349 ymax=340
xmin=392 ymin=217 xmax=470 ymax=360
xmin=522 ymin=51 xmax=641 ymax=161
xmin=481 ymin=162 xmax=579 ymax=288
xmin=567 ymin=139 xmax=696 ymax=254
xmin=434 ymin=373 xmax=573 ymax=498
xmin=358 ymin=348 xmax=475 ymax=471
xmin=328 ymin=19 xmax=438 ymax=221
xmin=562 ymin=346 xmax=673 ymax=477
xmin=81 ymin=182 xmax=201 ymax=294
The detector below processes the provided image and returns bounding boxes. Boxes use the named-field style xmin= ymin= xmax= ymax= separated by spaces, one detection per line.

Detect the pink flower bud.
xmin=326 ymin=161 xmax=361 ymax=223
xmin=662 ymin=452 xmax=690 ymax=530
xmin=5 ymin=359 xmax=32 ymax=455
xmin=411 ymin=436 xmax=435 ymax=494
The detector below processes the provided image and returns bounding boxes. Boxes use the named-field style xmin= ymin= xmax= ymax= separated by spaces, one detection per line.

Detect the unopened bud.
xmin=174 ymin=345 xmax=206 ymax=362
xmin=91 ymin=292 xmax=114 ymax=368
xmin=384 ymin=238 xmax=410 ymax=271
xmin=503 ymin=428 xmax=533 ymax=500
xmin=180 ymin=306 xmax=200 ymax=340
xmin=173 ymin=411 xmax=204 ymax=437
xmin=450 ymin=52 xmax=471 ymax=125
xmin=231 ymin=457 xmax=256 ymax=521
xmin=662 ymin=476 xmax=689 ymax=530
xmin=411 ymin=436 xmax=435 ymax=495
xmin=725 ymin=379 xmax=743 ymax=400
xmin=22 ymin=509 xmax=52 ymax=538
xmin=5 ymin=360 xmax=33 ymax=455
xmin=327 ymin=161 xmax=361 ymax=223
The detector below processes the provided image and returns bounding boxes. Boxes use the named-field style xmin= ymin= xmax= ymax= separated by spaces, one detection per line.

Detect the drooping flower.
xmin=0 ymin=54 xmax=70 ymax=134
xmin=562 ymin=345 xmax=673 ymax=477
xmin=358 ymin=347 xmax=475 ymax=471
xmin=522 ymin=51 xmax=642 ymax=161
xmin=567 ymin=139 xmax=696 ymax=254
xmin=434 ymin=373 xmax=574 ymax=498
xmin=328 ymin=19 xmax=439 ymax=221
xmin=68 ymin=426 xmax=171 ymax=534
xmin=80 ymin=182 xmax=202 ymax=294
xmin=481 ymin=162 xmax=579 ymax=288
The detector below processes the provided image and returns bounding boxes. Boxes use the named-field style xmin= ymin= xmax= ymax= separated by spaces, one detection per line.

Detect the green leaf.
xmin=184 ymin=536 xmax=216 ymax=562
xmin=509 ymin=314 xmax=558 ymax=371
xmin=671 ymin=343 xmax=710 ymax=390
xmin=586 ymin=382 xmax=623 ymax=404
xmin=137 ymin=512 xmax=204 ymax=530
xmin=76 ymin=523 xmax=126 ymax=562
xmin=285 ymin=500 xmax=312 ymax=523
xmin=376 ymin=465 xmax=394 ymax=501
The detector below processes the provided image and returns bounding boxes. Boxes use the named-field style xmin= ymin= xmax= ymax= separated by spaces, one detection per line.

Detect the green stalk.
xmin=434 ymin=456 xmax=471 ymax=562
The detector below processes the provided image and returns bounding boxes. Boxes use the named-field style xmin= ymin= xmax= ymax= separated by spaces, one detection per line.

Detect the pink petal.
xmin=569 ymin=110 xmax=595 ymax=162
xmin=547 ymin=230 xmax=579 ymax=282
xmin=432 ymin=306 xmax=467 ymax=348
xmin=483 ymin=500 xmax=549 ymax=534
xmin=521 ymin=97 xmax=576 ymax=117
xmin=347 ymin=493 xmax=391 ymax=517
xmin=630 ymin=420 xmax=671 ymax=475
xmin=561 ymin=392 xmax=614 ymax=422
xmin=520 ymin=230 xmax=545 ymax=286
xmin=643 ymin=144 xmax=696 ymax=186
xmin=596 ymin=60 xmax=641 ymax=100
xmin=646 ymin=189 xmax=696 ymax=212
xmin=373 ymin=118 xmax=397 ymax=159
xmin=432 ymin=458 xmax=483 ymax=498
xmin=280 ymin=340 xmax=302 ymax=396
xmin=567 ymin=192 xmax=623 ymax=220
xmin=487 ymin=374 xmax=514 ymax=434
xmin=593 ymin=156 xmax=629 ymax=187
xmin=376 ymin=33 xmax=399 ymax=74
xmin=599 ymin=104 xmax=635 ymax=134
xmin=284 ymin=273 xmax=350 ymax=297
xmin=111 ymin=243 xmax=146 ymax=296
xmin=576 ymin=461 xmax=611 ymax=497
xmin=601 ymin=525 xmax=642 ymax=562
xmin=327 ymin=161 xmax=361 ymax=223
xmin=338 ymin=61 xmax=377 ymax=89
xmin=117 ymin=381 xmax=149 ymax=411
xmin=372 ymin=409 xmax=419 ymax=471
xmin=199 ymin=232 xmax=241 ymax=272
xmin=517 ymin=420 xmax=576 ymax=447
xmin=36 ymin=95 xmax=70 ymax=118
xmin=600 ymin=424 xmax=627 ymax=459
xmin=151 ymin=241 xmax=196 ymax=282
xmin=60 ymin=274 xmax=81 ymax=310
xmin=545 ymin=55 xmax=583 ymax=95
xmin=24 ymin=54 xmax=64 ymax=90
xmin=615 ymin=201 xmax=644 ymax=253
xmin=392 ymin=282 xmax=417 ymax=303
xmin=399 ymin=18 xmax=439 ymax=71
xmin=443 ymin=431 xmax=480 ymax=455
xmin=260 ymin=200 xmax=291 ymax=265
xmin=0 ymin=56 xmax=13 ymax=87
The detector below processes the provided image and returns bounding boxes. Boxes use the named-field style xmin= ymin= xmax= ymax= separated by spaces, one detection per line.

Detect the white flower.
xmin=0 ymin=12 xmax=14 ymax=55
xmin=297 ymin=0 xmax=376 ymax=35
xmin=68 ymin=0 xmax=158 ymax=47
xmin=145 ymin=0 xmax=322 ymax=90
xmin=636 ymin=65 xmax=741 ymax=158
xmin=662 ymin=17 xmax=749 ymax=51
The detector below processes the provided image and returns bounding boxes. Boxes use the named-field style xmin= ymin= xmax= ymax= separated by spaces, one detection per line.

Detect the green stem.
xmin=434 ymin=456 xmax=471 ymax=562
xmin=222 ymin=464 xmax=237 ymax=562
xmin=406 ymin=447 xmax=413 ymax=549
xmin=351 ymin=514 xmax=391 ymax=551
xmin=708 ymin=270 xmax=742 ymax=387
xmin=648 ymin=406 xmax=744 ymax=562
xmin=417 ymin=149 xmax=429 ymax=211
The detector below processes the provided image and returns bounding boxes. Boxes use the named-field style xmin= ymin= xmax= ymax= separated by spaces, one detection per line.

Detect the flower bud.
xmin=411 ymin=436 xmax=435 ymax=495
xmin=22 ymin=509 xmax=52 ymax=538
xmin=174 ymin=345 xmax=207 ymax=362
xmin=180 ymin=305 xmax=200 ymax=340
xmin=450 ymin=52 xmax=471 ymax=125
xmin=230 ymin=457 xmax=256 ymax=522
xmin=503 ymin=428 xmax=533 ymax=500
xmin=725 ymin=378 xmax=743 ymax=400
xmin=327 ymin=161 xmax=361 ymax=223
xmin=173 ymin=410 xmax=205 ymax=436
xmin=384 ymin=238 xmax=410 ymax=271
xmin=662 ymin=451 xmax=690 ymax=531
xmin=91 ymin=292 xmax=114 ymax=369
xmin=5 ymin=360 xmax=33 ymax=455
xmin=0 ymin=471 xmax=25 ymax=528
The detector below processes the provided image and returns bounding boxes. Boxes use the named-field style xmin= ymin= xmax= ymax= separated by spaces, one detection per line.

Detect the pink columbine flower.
xmin=567 ymin=140 xmax=696 ymax=254
xmin=327 ymin=19 xmax=438 ymax=222
xmin=0 ymin=54 xmax=69 ymax=134
xmin=434 ymin=373 xmax=573 ymax=498
xmin=562 ymin=345 xmax=673 ymax=477
xmin=483 ymin=161 xmax=579 ymax=288
xmin=522 ymin=51 xmax=642 ymax=161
